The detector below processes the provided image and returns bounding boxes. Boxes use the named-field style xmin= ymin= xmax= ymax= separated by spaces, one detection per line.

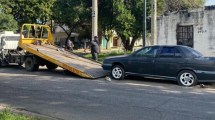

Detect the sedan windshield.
xmin=134 ymin=46 xmax=159 ymax=57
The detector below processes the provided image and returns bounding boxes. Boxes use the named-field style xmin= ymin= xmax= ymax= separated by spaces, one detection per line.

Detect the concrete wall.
xmin=157 ymin=6 xmax=215 ymax=56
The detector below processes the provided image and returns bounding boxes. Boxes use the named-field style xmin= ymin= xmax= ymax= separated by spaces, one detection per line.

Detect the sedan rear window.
xmin=181 ymin=46 xmax=203 ymax=58
xmin=159 ymin=47 xmax=181 ymax=57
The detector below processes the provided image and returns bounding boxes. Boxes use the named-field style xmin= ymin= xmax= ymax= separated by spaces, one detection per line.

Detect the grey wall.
xmin=157 ymin=7 xmax=215 ymax=56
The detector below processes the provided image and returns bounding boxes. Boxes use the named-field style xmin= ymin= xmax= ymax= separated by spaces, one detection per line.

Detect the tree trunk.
xmin=106 ymin=39 xmax=110 ymax=49
xmin=128 ymin=35 xmax=139 ymax=51
xmin=57 ymin=26 xmax=75 ymax=47
xmin=64 ymin=31 xmax=72 ymax=47
xmin=104 ymin=35 xmax=111 ymax=49
xmin=98 ymin=30 xmax=103 ymax=53
xmin=120 ymin=35 xmax=127 ymax=51
xmin=120 ymin=34 xmax=140 ymax=52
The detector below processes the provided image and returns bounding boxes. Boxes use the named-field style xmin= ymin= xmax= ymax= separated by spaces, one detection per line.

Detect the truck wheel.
xmin=46 ymin=62 xmax=58 ymax=70
xmin=18 ymin=62 xmax=23 ymax=66
xmin=25 ymin=57 xmax=39 ymax=71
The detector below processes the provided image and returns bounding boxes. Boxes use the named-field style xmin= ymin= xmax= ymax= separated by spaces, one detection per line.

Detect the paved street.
xmin=0 ymin=65 xmax=215 ymax=120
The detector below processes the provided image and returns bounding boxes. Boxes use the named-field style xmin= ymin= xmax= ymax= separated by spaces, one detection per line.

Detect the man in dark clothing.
xmin=91 ymin=36 xmax=99 ymax=61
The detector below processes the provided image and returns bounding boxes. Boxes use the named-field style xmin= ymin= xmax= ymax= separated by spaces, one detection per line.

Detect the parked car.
xmin=102 ymin=45 xmax=215 ymax=87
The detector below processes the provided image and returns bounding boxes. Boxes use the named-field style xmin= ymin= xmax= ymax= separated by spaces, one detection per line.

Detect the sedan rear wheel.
xmin=178 ymin=70 xmax=197 ymax=87
xmin=111 ymin=65 xmax=125 ymax=80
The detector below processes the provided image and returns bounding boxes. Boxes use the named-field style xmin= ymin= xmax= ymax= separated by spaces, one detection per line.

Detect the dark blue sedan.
xmin=102 ymin=45 xmax=215 ymax=87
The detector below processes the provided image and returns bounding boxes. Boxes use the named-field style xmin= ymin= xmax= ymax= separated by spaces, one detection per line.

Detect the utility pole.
xmin=143 ymin=0 xmax=146 ymax=47
xmin=92 ymin=0 xmax=98 ymax=40
xmin=151 ymin=0 xmax=157 ymax=45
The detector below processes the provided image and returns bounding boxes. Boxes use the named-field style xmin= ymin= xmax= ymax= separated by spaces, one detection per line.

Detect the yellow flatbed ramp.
xmin=22 ymin=44 xmax=108 ymax=79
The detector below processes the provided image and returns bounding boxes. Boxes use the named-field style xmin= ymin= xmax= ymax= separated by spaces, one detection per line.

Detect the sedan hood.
xmin=105 ymin=55 xmax=129 ymax=60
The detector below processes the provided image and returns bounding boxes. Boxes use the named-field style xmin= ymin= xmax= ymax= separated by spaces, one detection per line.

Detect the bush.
xmin=84 ymin=50 xmax=132 ymax=62
xmin=0 ymin=109 xmax=39 ymax=120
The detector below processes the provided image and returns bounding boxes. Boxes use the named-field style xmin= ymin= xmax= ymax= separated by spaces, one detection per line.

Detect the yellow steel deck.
xmin=21 ymin=43 xmax=108 ymax=79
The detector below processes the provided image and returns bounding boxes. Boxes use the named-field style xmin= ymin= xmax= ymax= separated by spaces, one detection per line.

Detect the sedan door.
xmin=126 ymin=46 xmax=159 ymax=75
xmin=154 ymin=47 xmax=185 ymax=78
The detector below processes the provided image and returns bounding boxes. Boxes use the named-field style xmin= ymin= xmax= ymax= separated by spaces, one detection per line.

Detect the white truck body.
xmin=0 ymin=31 xmax=23 ymax=66
xmin=0 ymin=31 xmax=20 ymax=50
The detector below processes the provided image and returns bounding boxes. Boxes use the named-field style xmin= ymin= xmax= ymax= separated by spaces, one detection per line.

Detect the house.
xmin=53 ymin=25 xmax=143 ymax=50
xmin=157 ymin=5 xmax=215 ymax=56
xmin=53 ymin=25 xmax=79 ymax=48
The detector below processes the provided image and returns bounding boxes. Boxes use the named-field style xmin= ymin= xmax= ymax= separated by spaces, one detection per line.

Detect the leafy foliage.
xmin=0 ymin=12 xmax=18 ymax=32
xmin=0 ymin=0 xmax=55 ymax=25
xmin=99 ymin=0 xmax=115 ymax=49
xmin=52 ymin=0 xmax=92 ymax=44
xmin=0 ymin=109 xmax=39 ymax=120
xmin=104 ymin=0 xmax=204 ymax=51
xmin=0 ymin=0 xmax=205 ymax=51
xmin=164 ymin=0 xmax=205 ymax=13
xmin=111 ymin=0 xmax=159 ymax=50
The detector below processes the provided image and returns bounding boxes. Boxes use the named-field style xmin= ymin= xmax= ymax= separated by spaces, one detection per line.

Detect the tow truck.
xmin=1 ymin=24 xmax=107 ymax=79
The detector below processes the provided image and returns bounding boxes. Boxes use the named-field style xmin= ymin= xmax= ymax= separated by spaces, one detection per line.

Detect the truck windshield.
xmin=22 ymin=25 xmax=48 ymax=39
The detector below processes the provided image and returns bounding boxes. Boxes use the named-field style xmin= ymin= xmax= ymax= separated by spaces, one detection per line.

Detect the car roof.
xmin=146 ymin=45 xmax=185 ymax=48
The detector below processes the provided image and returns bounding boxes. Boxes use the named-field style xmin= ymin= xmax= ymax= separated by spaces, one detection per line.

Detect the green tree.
xmin=164 ymin=0 xmax=205 ymax=13
xmin=99 ymin=0 xmax=115 ymax=49
xmin=112 ymin=0 xmax=135 ymax=51
xmin=52 ymin=0 xmax=91 ymax=44
xmin=0 ymin=12 xmax=18 ymax=32
xmin=0 ymin=0 xmax=55 ymax=25
xmin=112 ymin=0 xmax=163 ymax=51
xmin=107 ymin=0 xmax=204 ymax=51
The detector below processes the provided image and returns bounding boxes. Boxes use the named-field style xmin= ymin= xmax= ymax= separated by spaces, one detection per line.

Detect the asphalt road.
xmin=0 ymin=65 xmax=215 ymax=120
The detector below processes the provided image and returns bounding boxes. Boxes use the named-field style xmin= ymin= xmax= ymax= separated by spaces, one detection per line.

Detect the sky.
xmin=205 ymin=0 xmax=215 ymax=6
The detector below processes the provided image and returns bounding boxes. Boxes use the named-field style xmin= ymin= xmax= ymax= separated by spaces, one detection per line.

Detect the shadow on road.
xmin=124 ymin=75 xmax=177 ymax=85
xmin=0 ymin=64 xmax=81 ymax=78
xmin=122 ymin=75 xmax=215 ymax=88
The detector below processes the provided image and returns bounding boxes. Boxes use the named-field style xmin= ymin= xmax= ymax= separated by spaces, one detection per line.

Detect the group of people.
xmin=66 ymin=36 xmax=99 ymax=61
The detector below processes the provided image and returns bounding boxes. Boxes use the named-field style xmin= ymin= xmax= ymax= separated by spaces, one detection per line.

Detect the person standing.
xmin=66 ymin=39 xmax=74 ymax=51
xmin=91 ymin=36 xmax=99 ymax=61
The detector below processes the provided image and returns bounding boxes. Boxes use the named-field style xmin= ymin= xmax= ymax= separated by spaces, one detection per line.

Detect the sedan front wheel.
xmin=111 ymin=65 xmax=125 ymax=80
xmin=178 ymin=70 xmax=197 ymax=87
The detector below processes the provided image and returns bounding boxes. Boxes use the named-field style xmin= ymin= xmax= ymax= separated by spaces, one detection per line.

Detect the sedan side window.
xmin=134 ymin=46 xmax=159 ymax=57
xmin=160 ymin=47 xmax=182 ymax=58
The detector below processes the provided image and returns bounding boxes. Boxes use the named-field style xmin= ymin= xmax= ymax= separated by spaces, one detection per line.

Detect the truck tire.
xmin=25 ymin=57 xmax=39 ymax=71
xmin=46 ymin=62 xmax=58 ymax=70
xmin=18 ymin=62 xmax=23 ymax=66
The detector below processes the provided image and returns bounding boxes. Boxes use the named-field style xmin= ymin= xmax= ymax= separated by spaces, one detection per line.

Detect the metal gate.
xmin=176 ymin=25 xmax=194 ymax=47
